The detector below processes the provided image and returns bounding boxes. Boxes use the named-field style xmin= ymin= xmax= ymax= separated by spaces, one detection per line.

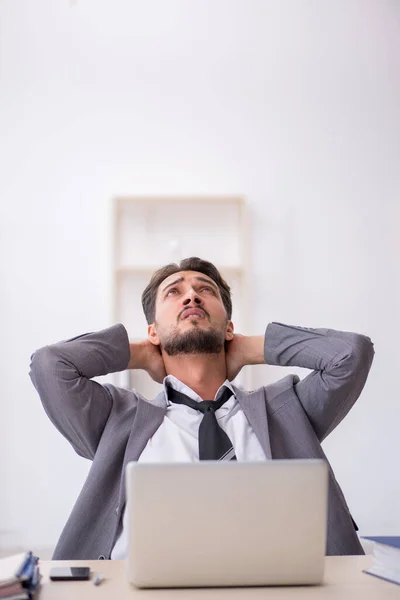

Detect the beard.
xmin=161 ymin=324 xmax=225 ymax=356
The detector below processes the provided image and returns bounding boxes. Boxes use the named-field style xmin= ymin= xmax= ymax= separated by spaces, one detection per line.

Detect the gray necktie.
xmin=167 ymin=386 xmax=237 ymax=461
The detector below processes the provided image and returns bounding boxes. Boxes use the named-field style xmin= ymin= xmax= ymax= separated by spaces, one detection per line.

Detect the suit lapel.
xmin=117 ymin=394 xmax=166 ymax=512
xmin=233 ymin=386 xmax=272 ymax=459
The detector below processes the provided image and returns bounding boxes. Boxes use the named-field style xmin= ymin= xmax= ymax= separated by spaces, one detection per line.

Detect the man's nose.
xmin=183 ymin=290 xmax=202 ymax=305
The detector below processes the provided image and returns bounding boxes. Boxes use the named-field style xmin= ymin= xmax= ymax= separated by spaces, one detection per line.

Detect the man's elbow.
xmin=29 ymin=345 xmax=56 ymax=389
xmin=352 ymin=333 xmax=375 ymax=372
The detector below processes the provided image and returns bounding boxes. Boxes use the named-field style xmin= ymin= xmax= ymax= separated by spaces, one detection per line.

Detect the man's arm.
xmin=29 ymin=324 xmax=131 ymax=459
xmin=227 ymin=322 xmax=374 ymax=442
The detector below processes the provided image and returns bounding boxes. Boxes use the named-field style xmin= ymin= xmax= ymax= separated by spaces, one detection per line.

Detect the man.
xmin=29 ymin=257 xmax=374 ymax=560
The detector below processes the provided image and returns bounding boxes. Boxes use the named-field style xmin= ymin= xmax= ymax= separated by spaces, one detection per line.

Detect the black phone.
xmin=49 ymin=567 xmax=91 ymax=581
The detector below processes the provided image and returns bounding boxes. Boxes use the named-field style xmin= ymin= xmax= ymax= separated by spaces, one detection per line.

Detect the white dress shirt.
xmin=111 ymin=375 xmax=267 ymax=559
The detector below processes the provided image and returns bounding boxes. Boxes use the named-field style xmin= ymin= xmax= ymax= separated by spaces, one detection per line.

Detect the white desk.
xmin=37 ymin=556 xmax=400 ymax=599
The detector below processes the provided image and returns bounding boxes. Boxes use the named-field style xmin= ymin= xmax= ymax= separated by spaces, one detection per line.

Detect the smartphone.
xmin=49 ymin=567 xmax=91 ymax=581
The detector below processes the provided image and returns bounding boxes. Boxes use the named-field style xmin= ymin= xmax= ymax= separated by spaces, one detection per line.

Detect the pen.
xmin=92 ymin=573 xmax=104 ymax=586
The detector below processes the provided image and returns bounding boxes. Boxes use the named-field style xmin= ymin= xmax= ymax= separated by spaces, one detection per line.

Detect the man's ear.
xmin=225 ymin=320 xmax=234 ymax=341
xmin=148 ymin=323 xmax=161 ymax=346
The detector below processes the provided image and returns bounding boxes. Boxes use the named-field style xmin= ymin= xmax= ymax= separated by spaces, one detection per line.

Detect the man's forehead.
xmin=159 ymin=271 xmax=216 ymax=290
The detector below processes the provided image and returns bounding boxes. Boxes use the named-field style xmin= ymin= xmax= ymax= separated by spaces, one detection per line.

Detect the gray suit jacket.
xmin=29 ymin=322 xmax=374 ymax=559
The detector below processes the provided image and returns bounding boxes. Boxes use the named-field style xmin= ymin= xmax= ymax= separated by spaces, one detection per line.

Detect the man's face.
xmin=148 ymin=271 xmax=234 ymax=356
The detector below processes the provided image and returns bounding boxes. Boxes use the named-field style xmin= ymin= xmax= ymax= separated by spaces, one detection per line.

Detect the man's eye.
xmin=202 ymin=286 xmax=213 ymax=292
xmin=166 ymin=288 xmax=178 ymax=296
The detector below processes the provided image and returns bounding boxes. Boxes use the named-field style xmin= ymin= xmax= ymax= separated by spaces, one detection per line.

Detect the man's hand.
xmin=128 ymin=340 xmax=167 ymax=384
xmin=225 ymin=334 xmax=266 ymax=381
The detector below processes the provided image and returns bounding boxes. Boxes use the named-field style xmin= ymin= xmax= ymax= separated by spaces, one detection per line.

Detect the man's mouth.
xmin=182 ymin=308 xmax=206 ymax=320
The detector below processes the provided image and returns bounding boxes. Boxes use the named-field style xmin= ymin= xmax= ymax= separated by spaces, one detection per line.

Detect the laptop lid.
xmin=125 ymin=459 xmax=328 ymax=588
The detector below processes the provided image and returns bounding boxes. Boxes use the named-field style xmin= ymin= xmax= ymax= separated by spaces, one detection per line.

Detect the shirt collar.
xmin=163 ymin=374 xmax=235 ymax=406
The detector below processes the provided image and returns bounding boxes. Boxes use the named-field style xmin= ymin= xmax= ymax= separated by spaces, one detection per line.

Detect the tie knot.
xmin=196 ymin=400 xmax=217 ymax=414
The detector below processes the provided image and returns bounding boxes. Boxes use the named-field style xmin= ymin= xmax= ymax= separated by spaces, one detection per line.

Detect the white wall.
xmin=0 ymin=0 xmax=399 ymax=551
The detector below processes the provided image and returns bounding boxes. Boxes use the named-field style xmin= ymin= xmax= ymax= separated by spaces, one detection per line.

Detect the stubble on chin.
xmin=161 ymin=325 xmax=225 ymax=356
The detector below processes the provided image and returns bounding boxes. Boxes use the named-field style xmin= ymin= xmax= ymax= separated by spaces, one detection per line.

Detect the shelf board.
xmin=115 ymin=195 xmax=247 ymax=209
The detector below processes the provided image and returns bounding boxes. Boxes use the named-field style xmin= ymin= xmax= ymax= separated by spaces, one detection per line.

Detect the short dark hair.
xmin=141 ymin=257 xmax=232 ymax=325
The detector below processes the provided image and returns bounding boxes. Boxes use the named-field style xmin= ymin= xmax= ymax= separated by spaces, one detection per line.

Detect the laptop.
xmin=125 ymin=459 xmax=328 ymax=588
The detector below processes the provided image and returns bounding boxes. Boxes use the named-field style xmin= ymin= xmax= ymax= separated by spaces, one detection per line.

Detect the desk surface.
xmin=36 ymin=557 xmax=400 ymax=599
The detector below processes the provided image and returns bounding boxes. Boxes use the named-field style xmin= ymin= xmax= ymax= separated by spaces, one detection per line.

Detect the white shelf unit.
xmin=112 ymin=196 xmax=252 ymax=398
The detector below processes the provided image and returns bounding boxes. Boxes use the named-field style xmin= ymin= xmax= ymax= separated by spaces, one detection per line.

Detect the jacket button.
xmin=98 ymin=555 xmax=106 ymax=560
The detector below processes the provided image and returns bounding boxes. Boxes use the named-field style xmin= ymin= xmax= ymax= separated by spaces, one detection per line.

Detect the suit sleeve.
xmin=263 ymin=322 xmax=375 ymax=442
xmin=29 ymin=323 xmax=131 ymax=459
